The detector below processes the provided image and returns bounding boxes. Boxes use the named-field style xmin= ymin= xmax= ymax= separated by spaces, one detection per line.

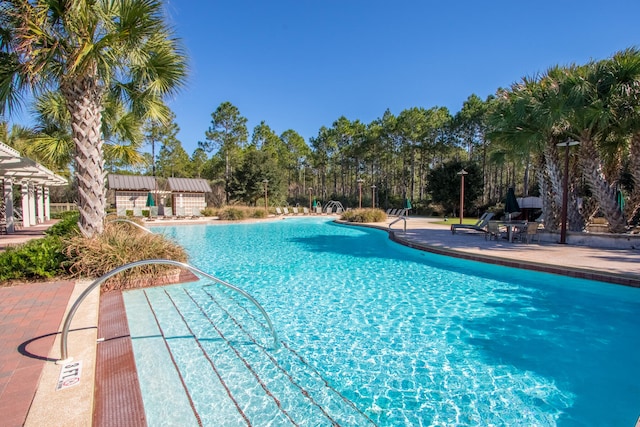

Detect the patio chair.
xmin=516 ymin=222 xmax=540 ymax=244
xmin=485 ymin=221 xmax=505 ymax=241
xmin=451 ymin=212 xmax=494 ymax=234
xmin=275 ymin=207 xmax=283 ymax=215
xmin=292 ymin=207 xmax=299 ymax=215
xmin=283 ymin=207 xmax=291 ymax=215
xmin=303 ymin=207 xmax=309 ymax=215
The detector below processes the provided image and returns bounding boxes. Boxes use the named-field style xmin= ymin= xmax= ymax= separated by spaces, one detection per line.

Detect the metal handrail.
xmin=107 ymin=218 xmax=152 ymax=233
xmin=57 ymin=259 xmax=279 ymax=363
xmin=388 ymin=215 xmax=407 ymax=232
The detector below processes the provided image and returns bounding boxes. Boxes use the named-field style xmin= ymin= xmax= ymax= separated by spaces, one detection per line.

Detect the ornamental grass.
xmin=64 ymin=220 xmax=188 ymax=292
xmin=341 ymin=208 xmax=387 ymax=223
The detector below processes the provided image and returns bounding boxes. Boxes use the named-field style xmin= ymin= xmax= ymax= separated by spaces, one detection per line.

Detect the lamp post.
xmin=308 ymin=187 xmax=313 ymax=212
xmin=357 ymin=178 xmax=364 ymax=208
xmin=262 ymin=179 xmax=268 ymax=214
xmin=371 ymin=185 xmax=376 ymax=208
xmin=556 ymin=140 xmax=580 ymax=244
xmin=457 ymin=169 xmax=468 ymax=224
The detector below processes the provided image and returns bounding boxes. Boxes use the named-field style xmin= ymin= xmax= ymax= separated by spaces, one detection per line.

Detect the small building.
xmin=167 ymin=177 xmax=212 ymax=216
xmin=107 ymin=174 xmax=157 ymax=215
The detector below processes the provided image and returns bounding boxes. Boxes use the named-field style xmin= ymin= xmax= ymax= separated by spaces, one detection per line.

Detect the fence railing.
xmin=50 ymin=203 xmax=77 ymax=214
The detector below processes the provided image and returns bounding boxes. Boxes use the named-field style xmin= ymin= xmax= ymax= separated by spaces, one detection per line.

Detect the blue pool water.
xmin=124 ymin=218 xmax=640 ymax=426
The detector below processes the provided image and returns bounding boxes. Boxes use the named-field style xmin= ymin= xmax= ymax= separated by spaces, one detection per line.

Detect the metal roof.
xmin=107 ymin=174 xmax=157 ymax=191
xmin=167 ymin=177 xmax=212 ymax=193
xmin=0 ymin=141 xmax=68 ymax=186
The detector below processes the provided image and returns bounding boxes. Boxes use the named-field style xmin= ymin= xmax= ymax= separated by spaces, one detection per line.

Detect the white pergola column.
xmin=28 ymin=181 xmax=36 ymax=226
xmin=36 ymin=185 xmax=45 ymax=223
xmin=3 ymin=177 xmax=15 ymax=233
xmin=21 ymin=179 xmax=31 ymax=228
xmin=44 ymin=187 xmax=51 ymax=220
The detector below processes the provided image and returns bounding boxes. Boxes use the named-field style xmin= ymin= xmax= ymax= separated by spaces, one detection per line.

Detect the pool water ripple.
xmin=122 ymin=218 xmax=640 ymax=426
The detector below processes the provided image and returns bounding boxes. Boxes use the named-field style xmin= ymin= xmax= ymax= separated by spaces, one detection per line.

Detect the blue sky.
xmin=164 ymin=0 xmax=639 ymax=155
xmin=12 ymin=1 xmax=640 ymax=156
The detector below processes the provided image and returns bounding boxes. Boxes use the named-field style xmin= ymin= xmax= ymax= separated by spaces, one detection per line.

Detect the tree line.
xmin=133 ymin=45 xmax=640 ymax=235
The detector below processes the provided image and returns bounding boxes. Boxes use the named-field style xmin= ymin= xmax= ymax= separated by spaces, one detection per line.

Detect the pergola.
xmin=0 ymin=141 xmax=68 ymax=233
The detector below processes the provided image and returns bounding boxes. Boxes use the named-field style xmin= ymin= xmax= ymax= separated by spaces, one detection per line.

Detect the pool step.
xmin=130 ymin=285 xmax=375 ymax=426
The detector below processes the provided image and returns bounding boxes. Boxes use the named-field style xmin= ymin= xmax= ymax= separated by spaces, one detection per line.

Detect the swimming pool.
xmin=124 ymin=217 xmax=640 ymax=426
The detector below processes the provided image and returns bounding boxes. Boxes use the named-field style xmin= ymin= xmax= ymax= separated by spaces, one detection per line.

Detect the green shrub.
xmin=217 ymin=207 xmax=246 ymax=220
xmin=0 ymin=211 xmax=80 ymax=282
xmin=251 ymin=209 xmax=266 ymax=218
xmin=46 ymin=211 xmax=80 ymax=237
xmin=0 ymin=236 xmax=66 ymax=281
xmin=341 ymin=208 xmax=387 ymax=223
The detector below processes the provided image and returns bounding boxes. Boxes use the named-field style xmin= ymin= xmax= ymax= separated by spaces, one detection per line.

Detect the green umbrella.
xmin=617 ymin=190 xmax=625 ymax=211
xmin=146 ymin=192 xmax=155 ymax=207
xmin=312 ymin=199 xmax=317 ymax=208
xmin=504 ymin=187 xmax=519 ymax=218
xmin=404 ymin=198 xmax=412 ymax=209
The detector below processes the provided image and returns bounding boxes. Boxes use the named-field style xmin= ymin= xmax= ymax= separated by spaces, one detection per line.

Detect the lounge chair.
xmin=162 ymin=207 xmax=173 ymax=219
xmin=275 ymin=207 xmax=283 ymax=215
xmin=451 ymin=212 xmax=494 ymax=234
xmin=315 ymin=206 xmax=322 ymax=214
xmin=149 ymin=206 xmax=158 ymax=218
xmin=283 ymin=207 xmax=290 ymax=215
xmin=303 ymin=207 xmax=309 ymax=215
xmin=292 ymin=207 xmax=299 ymax=215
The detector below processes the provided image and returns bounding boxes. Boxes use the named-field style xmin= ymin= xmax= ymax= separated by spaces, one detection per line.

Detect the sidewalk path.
xmin=0 ymin=280 xmax=75 ymax=427
xmin=359 ymin=217 xmax=640 ymax=287
xmin=0 ymin=220 xmax=59 ymax=252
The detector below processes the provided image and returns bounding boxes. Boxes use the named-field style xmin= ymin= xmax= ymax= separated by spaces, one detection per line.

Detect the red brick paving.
xmin=0 ymin=280 xmax=75 ymax=427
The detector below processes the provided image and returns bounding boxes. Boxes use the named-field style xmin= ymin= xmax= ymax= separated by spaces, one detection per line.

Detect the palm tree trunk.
xmin=62 ymin=75 xmax=105 ymax=238
xmin=579 ymin=137 xmax=626 ymax=232
xmin=543 ymin=146 xmax=562 ymax=231
xmin=627 ymin=132 xmax=640 ymax=224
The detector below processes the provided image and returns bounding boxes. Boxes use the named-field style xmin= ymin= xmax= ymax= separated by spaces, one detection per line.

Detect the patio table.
xmin=498 ymin=220 xmax=527 ymax=242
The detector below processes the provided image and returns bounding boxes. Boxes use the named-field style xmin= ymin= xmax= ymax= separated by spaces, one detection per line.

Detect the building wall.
xmin=172 ymin=193 xmax=206 ymax=216
xmin=114 ymin=191 xmax=149 ymax=213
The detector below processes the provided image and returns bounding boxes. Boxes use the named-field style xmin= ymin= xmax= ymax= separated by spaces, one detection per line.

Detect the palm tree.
xmin=0 ymin=0 xmax=187 ymax=237
xmin=561 ymin=55 xmax=640 ymax=232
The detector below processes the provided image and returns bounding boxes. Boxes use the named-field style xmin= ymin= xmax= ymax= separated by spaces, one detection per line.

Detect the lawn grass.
xmin=430 ymin=217 xmax=481 ymax=226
